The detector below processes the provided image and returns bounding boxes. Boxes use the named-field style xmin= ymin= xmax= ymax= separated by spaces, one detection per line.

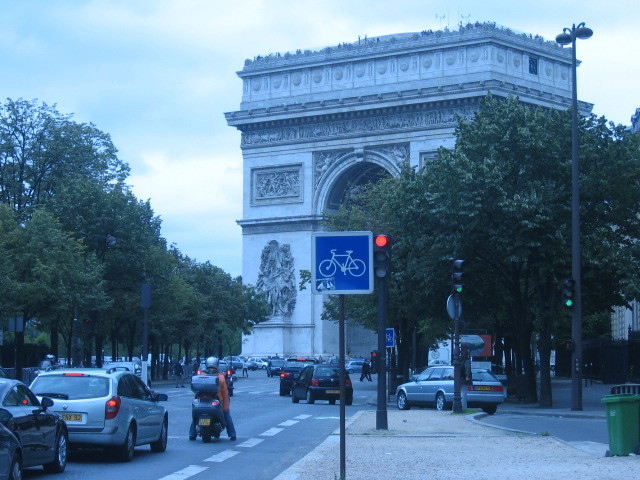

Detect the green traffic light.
xmin=565 ymin=299 xmax=573 ymax=307
xmin=456 ymin=286 xmax=463 ymax=293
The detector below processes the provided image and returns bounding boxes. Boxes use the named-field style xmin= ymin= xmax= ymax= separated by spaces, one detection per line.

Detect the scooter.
xmin=191 ymin=375 xmax=226 ymax=443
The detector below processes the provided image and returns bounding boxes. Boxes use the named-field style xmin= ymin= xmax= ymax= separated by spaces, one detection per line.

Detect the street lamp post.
xmin=556 ymin=22 xmax=592 ymax=411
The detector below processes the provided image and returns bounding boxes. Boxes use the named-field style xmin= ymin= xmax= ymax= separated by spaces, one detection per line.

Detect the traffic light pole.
xmin=376 ymin=276 xmax=388 ymax=430
xmin=452 ymin=294 xmax=463 ymax=414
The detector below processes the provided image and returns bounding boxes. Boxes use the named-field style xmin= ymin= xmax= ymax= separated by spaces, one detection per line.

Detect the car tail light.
xmin=63 ymin=372 xmax=85 ymax=376
xmin=346 ymin=377 xmax=352 ymax=387
xmin=105 ymin=396 xmax=121 ymax=420
xmin=311 ymin=378 xmax=319 ymax=386
xmin=280 ymin=372 xmax=289 ymax=378
xmin=210 ymin=399 xmax=220 ymax=406
xmin=227 ymin=370 xmax=233 ymax=377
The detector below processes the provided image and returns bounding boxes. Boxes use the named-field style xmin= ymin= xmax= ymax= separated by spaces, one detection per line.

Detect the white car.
xmin=248 ymin=357 xmax=268 ymax=370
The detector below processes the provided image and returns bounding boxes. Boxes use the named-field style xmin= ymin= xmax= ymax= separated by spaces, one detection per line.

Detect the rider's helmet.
xmin=205 ymin=356 xmax=219 ymax=369
xmin=45 ymin=354 xmax=56 ymax=363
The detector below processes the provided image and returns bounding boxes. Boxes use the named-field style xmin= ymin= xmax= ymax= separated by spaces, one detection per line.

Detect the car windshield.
xmin=284 ymin=360 xmax=313 ymax=368
xmin=31 ymin=375 xmax=110 ymax=399
xmin=270 ymin=360 xmax=284 ymax=366
xmin=315 ymin=367 xmax=339 ymax=377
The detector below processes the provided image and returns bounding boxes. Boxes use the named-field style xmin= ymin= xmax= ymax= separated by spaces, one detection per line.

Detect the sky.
xmin=2 ymin=0 xmax=638 ymax=277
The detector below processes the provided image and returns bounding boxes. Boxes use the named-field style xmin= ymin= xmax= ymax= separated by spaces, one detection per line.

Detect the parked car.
xmin=0 ymin=367 xmax=8 ymax=379
xmin=345 ymin=360 xmax=365 ymax=374
xmin=0 ymin=422 xmax=21 ymax=480
xmin=279 ymin=358 xmax=317 ymax=396
xmin=491 ymin=364 xmax=515 ymax=396
xmin=395 ymin=365 xmax=505 ymax=414
xmin=291 ymin=365 xmax=353 ymax=405
xmin=222 ymin=356 xmax=244 ymax=371
xmin=248 ymin=357 xmax=268 ymax=370
xmin=0 ymin=378 xmax=68 ymax=474
xmin=267 ymin=358 xmax=285 ymax=377
xmin=29 ymin=367 xmax=168 ymax=461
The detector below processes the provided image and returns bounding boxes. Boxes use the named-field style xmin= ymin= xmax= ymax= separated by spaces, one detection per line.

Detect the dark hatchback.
xmin=291 ymin=365 xmax=353 ymax=405
xmin=0 ymin=379 xmax=68 ymax=475
xmin=279 ymin=358 xmax=316 ymax=396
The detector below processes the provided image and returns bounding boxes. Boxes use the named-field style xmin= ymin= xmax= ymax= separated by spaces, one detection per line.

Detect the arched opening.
xmin=325 ymin=162 xmax=391 ymax=213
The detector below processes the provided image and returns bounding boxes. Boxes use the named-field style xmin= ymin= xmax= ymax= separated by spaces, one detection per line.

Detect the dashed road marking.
xmin=158 ymin=465 xmax=208 ymax=480
xmin=279 ymin=420 xmax=299 ymax=427
xmin=237 ymin=437 xmax=264 ymax=448
xmin=204 ymin=450 xmax=241 ymax=462
xmin=294 ymin=414 xmax=312 ymax=420
xmin=260 ymin=427 xmax=284 ymax=436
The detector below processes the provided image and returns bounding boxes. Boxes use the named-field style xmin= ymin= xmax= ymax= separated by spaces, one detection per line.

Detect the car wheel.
xmin=9 ymin=452 xmax=21 ymax=480
xmin=306 ymin=389 xmax=315 ymax=404
xmin=150 ymin=417 xmax=168 ymax=452
xmin=397 ymin=391 xmax=411 ymax=410
xmin=292 ymin=391 xmax=299 ymax=403
xmin=43 ymin=428 xmax=68 ymax=473
xmin=482 ymin=406 xmax=497 ymax=415
xmin=435 ymin=392 xmax=446 ymax=411
xmin=279 ymin=385 xmax=287 ymax=396
xmin=329 ymin=399 xmax=336 ymax=405
xmin=117 ymin=425 xmax=136 ymax=462
xmin=345 ymin=396 xmax=353 ymax=406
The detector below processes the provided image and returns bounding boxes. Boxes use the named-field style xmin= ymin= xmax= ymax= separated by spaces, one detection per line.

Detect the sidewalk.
xmin=274 ymin=379 xmax=640 ymax=480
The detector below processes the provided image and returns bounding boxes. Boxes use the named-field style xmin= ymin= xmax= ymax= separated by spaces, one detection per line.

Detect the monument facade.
xmin=225 ymin=23 xmax=590 ymax=358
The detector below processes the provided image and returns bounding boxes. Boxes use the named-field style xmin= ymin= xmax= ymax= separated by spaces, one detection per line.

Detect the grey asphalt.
xmin=272 ymin=377 xmax=640 ymax=480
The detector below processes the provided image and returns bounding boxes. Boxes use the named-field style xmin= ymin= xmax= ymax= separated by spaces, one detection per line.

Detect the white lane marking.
xmin=293 ymin=414 xmax=311 ymax=420
xmin=249 ymin=391 xmax=262 ymax=394
xmin=158 ymin=465 xmax=208 ymax=480
xmin=278 ymin=420 xmax=299 ymax=427
xmin=237 ymin=437 xmax=264 ymax=448
xmin=204 ymin=449 xmax=241 ymax=462
xmin=260 ymin=427 xmax=284 ymax=436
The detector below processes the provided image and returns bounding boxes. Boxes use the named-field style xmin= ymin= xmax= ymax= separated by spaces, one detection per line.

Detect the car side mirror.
xmin=40 ymin=396 xmax=54 ymax=410
xmin=152 ymin=393 xmax=168 ymax=402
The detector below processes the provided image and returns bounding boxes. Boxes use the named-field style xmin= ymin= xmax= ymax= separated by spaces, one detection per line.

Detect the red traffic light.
xmin=374 ymin=235 xmax=388 ymax=248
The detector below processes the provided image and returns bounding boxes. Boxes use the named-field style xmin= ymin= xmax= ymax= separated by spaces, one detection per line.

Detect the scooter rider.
xmin=189 ymin=356 xmax=237 ymax=441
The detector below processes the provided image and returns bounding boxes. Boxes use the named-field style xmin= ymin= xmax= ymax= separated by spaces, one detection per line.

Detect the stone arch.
xmin=313 ymin=149 xmax=401 ymax=215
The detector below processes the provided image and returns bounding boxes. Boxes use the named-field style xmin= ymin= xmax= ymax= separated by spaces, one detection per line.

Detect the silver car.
xmin=30 ymin=367 xmax=168 ymax=461
xmin=395 ymin=365 xmax=505 ymax=414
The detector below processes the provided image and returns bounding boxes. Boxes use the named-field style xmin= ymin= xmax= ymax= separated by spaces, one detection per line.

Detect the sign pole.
xmin=338 ymin=294 xmax=346 ymax=480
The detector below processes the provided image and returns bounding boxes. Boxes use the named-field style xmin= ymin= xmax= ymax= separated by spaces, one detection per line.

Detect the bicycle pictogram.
xmin=318 ymin=249 xmax=366 ymax=278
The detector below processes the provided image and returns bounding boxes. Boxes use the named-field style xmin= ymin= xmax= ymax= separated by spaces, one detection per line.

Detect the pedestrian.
xmin=242 ymin=359 xmax=249 ymax=377
xmin=193 ymin=357 xmax=200 ymax=376
xmin=179 ymin=360 xmax=186 ymax=387
xmin=174 ymin=360 xmax=184 ymax=388
xmin=460 ymin=343 xmax=472 ymax=410
xmin=360 ymin=360 xmax=372 ymax=382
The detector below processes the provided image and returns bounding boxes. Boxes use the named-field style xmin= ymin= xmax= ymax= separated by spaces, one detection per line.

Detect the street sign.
xmin=446 ymin=294 xmax=462 ymax=320
xmin=385 ymin=328 xmax=395 ymax=347
xmin=312 ymin=231 xmax=373 ymax=294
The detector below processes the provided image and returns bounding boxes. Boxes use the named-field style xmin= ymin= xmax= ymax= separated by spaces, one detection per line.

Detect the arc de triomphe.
xmin=225 ymin=23 xmax=589 ymax=358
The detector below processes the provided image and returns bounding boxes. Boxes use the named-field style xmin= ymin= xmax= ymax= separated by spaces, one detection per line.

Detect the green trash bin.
xmin=601 ymin=393 xmax=640 ymax=456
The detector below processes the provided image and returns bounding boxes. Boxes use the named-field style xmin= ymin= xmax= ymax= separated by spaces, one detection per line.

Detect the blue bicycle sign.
xmin=312 ymin=232 xmax=373 ymax=295
xmin=318 ymin=249 xmax=366 ymax=278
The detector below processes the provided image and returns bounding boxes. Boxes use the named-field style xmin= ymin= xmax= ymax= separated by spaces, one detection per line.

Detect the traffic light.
xmin=373 ymin=234 xmax=392 ymax=279
xmin=450 ymin=259 xmax=464 ymax=294
xmin=370 ymin=350 xmax=379 ymax=374
xmin=561 ymin=279 xmax=575 ymax=307
xmin=564 ymin=339 xmax=574 ymax=351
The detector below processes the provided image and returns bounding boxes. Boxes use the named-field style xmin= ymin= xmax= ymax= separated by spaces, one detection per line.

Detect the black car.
xmin=279 ymin=358 xmax=316 ymax=396
xmin=0 ymin=422 xmax=21 ymax=480
xmin=291 ymin=365 xmax=353 ymax=405
xmin=267 ymin=358 xmax=285 ymax=377
xmin=0 ymin=379 xmax=68 ymax=475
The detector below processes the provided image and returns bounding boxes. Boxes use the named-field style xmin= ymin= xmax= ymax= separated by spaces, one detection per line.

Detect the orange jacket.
xmin=216 ymin=373 xmax=230 ymax=412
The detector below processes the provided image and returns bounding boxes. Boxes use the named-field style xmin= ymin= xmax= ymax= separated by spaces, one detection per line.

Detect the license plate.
xmin=198 ymin=418 xmax=211 ymax=426
xmin=474 ymin=386 xmax=490 ymax=391
xmin=61 ymin=413 xmax=82 ymax=422
xmin=327 ymin=390 xmax=339 ymax=394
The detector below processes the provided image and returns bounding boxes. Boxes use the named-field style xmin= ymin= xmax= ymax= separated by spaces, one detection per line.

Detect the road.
xmin=22 ymin=371 xmax=375 ymax=480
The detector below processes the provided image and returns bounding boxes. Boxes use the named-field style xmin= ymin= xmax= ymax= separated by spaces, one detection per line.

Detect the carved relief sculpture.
xmin=256 ymin=240 xmax=297 ymax=318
